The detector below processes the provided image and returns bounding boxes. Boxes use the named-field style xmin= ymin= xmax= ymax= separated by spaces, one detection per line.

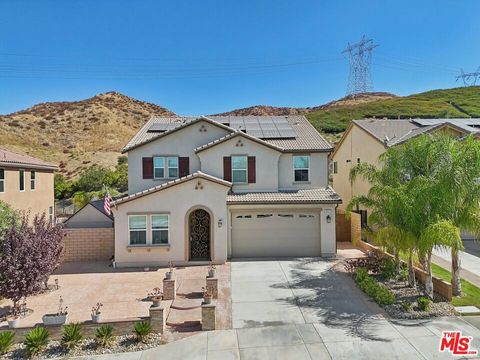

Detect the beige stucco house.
xmin=0 ymin=148 xmax=58 ymax=220
xmin=111 ymin=116 xmax=341 ymax=267
xmin=331 ymin=118 xmax=477 ymax=218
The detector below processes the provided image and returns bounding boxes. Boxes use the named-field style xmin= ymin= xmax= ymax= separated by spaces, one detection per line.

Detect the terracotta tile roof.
xmin=123 ymin=116 xmax=333 ymax=153
xmin=226 ymin=187 xmax=342 ymax=204
xmin=352 ymin=118 xmax=479 ymax=147
xmin=0 ymin=148 xmax=58 ymax=171
xmin=112 ymin=171 xmax=232 ymax=206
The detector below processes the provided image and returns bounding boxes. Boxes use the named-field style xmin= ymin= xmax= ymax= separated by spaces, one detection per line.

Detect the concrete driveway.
xmin=231 ymin=258 xmax=383 ymax=329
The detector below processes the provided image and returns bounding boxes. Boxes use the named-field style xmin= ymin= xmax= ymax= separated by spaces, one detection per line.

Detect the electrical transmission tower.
xmin=456 ymin=67 xmax=480 ymax=86
xmin=342 ymin=35 xmax=379 ymax=96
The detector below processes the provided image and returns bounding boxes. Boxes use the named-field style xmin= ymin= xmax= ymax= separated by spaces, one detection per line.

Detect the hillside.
xmin=1 ymin=86 xmax=479 ymax=178
xmin=306 ymin=86 xmax=480 ymax=142
xmin=213 ymin=92 xmax=396 ymax=116
xmin=0 ymin=92 xmax=174 ymax=178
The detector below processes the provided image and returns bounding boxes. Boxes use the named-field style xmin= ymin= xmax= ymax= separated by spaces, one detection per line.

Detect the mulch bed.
xmin=377 ymin=277 xmax=455 ymax=319
xmin=1 ymin=333 xmax=166 ymax=359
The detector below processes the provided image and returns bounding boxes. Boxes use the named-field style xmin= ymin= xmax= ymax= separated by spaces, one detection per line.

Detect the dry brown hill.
xmin=0 ymin=92 xmax=174 ymax=178
xmin=213 ymin=92 xmax=396 ymax=116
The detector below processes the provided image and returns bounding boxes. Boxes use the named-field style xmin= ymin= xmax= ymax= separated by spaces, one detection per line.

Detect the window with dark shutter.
xmin=223 ymin=156 xmax=232 ymax=181
xmin=179 ymin=157 xmax=190 ymax=177
xmin=142 ymin=157 xmax=154 ymax=179
xmin=248 ymin=156 xmax=256 ymax=183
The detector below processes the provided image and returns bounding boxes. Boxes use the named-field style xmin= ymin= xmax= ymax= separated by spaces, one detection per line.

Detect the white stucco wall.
xmin=197 ymin=136 xmax=282 ymax=192
xmin=112 ymin=177 xmax=230 ymax=267
xmin=278 ymin=152 xmax=329 ymax=190
xmin=127 ymin=120 xmax=231 ymax=194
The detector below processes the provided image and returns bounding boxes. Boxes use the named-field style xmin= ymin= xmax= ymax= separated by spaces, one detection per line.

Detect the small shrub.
xmin=355 ymin=268 xmax=395 ymax=306
xmin=61 ymin=323 xmax=82 ymax=350
xmin=95 ymin=325 xmax=114 ymax=348
xmin=402 ymin=302 xmax=412 ymax=312
xmin=373 ymin=285 xmax=395 ymax=305
xmin=380 ymin=258 xmax=396 ymax=280
xmin=0 ymin=331 xmax=15 ymax=355
xmin=345 ymin=253 xmax=383 ymax=274
xmin=133 ymin=321 xmax=151 ymax=343
xmin=355 ymin=267 xmax=369 ymax=282
xmin=418 ymin=296 xmax=431 ymax=311
xmin=397 ymin=267 xmax=409 ymax=282
xmin=24 ymin=327 xmax=49 ymax=357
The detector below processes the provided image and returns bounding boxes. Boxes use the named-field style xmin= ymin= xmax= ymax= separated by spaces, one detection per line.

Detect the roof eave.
xmin=0 ymin=162 xmax=58 ymax=171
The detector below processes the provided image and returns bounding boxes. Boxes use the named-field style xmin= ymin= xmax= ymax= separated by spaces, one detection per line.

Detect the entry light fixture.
xmin=326 ymin=214 xmax=332 ymax=223
xmin=218 ymin=218 xmax=223 ymax=228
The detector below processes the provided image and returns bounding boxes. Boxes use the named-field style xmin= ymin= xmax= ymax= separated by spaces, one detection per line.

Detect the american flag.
xmin=104 ymin=192 xmax=112 ymax=215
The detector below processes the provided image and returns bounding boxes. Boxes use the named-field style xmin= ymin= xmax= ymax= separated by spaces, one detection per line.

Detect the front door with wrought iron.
xmin=189 ymin=209 xmax=211 ymax=261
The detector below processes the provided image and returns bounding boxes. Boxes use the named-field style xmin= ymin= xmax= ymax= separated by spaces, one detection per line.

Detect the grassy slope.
xmin=431 ymin=263 xmax=480 ymax=307
xmin=306 ymin=86 xmax=480 ymax=140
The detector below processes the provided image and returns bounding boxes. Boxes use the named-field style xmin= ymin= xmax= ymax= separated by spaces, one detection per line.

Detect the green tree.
xmin=349 ymin=134 xmax=480 ymax=298
xmin=0 ymin=201 xmax=19 ymax=239
xmin=76 ymin=165 xmax=113 ymax=193
xmin=54 ymin=174 xmax=74 ymax=199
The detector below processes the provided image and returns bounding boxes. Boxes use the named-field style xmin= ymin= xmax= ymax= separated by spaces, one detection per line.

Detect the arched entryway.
xmin=188 ymin=208 xmax=211 ymax=261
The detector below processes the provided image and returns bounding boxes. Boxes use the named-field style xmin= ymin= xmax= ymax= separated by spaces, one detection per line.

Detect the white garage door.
xmin=231 ymin=210 xmax=321 ymax=257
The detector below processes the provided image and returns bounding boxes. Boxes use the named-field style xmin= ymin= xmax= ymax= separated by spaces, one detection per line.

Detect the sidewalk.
xmin=432 ymin=247 xmax=480 ymax=288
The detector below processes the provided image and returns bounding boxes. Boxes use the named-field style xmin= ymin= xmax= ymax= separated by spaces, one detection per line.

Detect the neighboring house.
xmin=0 ymin=148 xmax=58 ymax=220
xmin=111 ymin=116 xmax=341 ymax=267
xmin=64 ymin=199 xmax=114 ymax=228
xmin=332 ymin=118 xmax=479 ymax=217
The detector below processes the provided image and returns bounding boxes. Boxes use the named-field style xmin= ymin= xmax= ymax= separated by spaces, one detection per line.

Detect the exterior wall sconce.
xmin=218 ymin=218 xmax=223 ymax=228
xmin=326 ymin=214 xmax=332 ymax=223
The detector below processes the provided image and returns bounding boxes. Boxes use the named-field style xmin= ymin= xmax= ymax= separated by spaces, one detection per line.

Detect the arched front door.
xmin=189 ymin=209 xmax=211 ymax=261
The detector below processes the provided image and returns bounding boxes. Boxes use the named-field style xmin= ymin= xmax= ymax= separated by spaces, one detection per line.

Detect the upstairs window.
xmin=153 ymin=156 xmax=179 ymax=179
xmin=0 ymin=169 xmax=4 ymax=193
xmin=167 ymin=157 xmax=178 ymax=178
xmin=151 ymin=215 xmax=169 ymax=244
xmin=19 ymin=169 xmax=25 ymax=191
xmin=293 ymin=155 xmax=310 ymax=182
xmin=30 ymin=170 xmax=36 ymax=190
xmin=153 ymin=157 xmax=165 ymax=179
xmin=129 ymin=215 xmax=147 ymax=245
xmin=232 ymin=156 xmax=248 ymax=183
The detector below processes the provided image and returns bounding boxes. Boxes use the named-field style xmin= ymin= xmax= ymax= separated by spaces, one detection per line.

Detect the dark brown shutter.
xmin=142 ymin=157 xmax=153 ymax=179
xmin=248 ymin=156 xmax=256 ymax=183
xmin=223 ymin=156 xmax=232 ymax=181
xmin=179 ymin=157 xmax=190 ymax=177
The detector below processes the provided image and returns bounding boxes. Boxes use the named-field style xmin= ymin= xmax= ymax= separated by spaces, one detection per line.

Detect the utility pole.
xmin=342 ymin=35 xmax=379 ymax=96
xmin=456 ymin=67 xmax=480 ymax=86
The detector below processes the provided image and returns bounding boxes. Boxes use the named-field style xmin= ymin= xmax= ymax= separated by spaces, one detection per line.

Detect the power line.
xmin=342 ymin=35 xmax=379 ymax=96
xmin=456 ymin=67 xmax=480 ymax=86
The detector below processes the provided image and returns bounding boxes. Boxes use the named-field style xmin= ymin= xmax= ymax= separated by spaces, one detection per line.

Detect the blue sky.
xmin=0 ymin=0 xmax=479 ymax=115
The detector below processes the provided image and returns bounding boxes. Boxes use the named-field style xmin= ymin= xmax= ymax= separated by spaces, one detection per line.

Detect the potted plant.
xmin=165 ymin=261 xmax=174 ymax=280
xmin=7 ymin=315 xmax=20 ymax=329
xmin=91 ymin=302 xmax=103 ymax=323
xmin=208 ymin=262 xmax=216 ymax=278
xmin=202 ymin=287 xmax=212 ymax=304
xmin=147 ymin=288 xmax=163 ymax=307
xmin=42 ymin=296 xmax=68 ymax=326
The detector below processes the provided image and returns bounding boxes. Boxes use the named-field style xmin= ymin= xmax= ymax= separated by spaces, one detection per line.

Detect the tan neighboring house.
xmin=0 ymin=148 xmax=58 ymax=220
xmin=111 ymin=116 xmax=341 ymax=267
xmin=331 ymin=118 xmax=478 ymax=219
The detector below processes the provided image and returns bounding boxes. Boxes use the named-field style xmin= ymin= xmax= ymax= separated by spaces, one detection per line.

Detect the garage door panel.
xmin=231 ymin=211 xmax=321 ymax=257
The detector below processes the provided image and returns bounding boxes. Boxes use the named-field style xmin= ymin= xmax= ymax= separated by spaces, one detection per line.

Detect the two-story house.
xmin=111 ymin=116 xmax=341 ymax=267
xmin=0 ymin=148 xmax=58 ymax=220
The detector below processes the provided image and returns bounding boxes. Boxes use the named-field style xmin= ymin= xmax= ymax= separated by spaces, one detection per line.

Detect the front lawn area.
xmin=431 ymin=263 xmax=480 ymax=308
